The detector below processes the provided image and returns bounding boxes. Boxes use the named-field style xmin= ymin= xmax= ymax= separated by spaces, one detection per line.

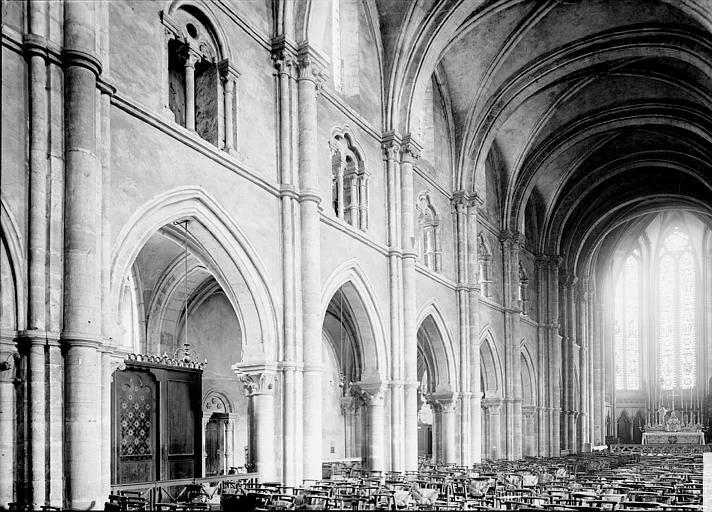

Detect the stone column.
xmin=467 ymin=195 xmax=484 ymax=463
xmin=237 ymin=368 xmax=277 ymax=482
xmin=484 ymin=400 xmax=502 ymax=460
xmin=225 ymin=413 xmax=237 ymax=470
xmin=47 ymin=341 xmax=63 ymax=506
xmin=25 ymin=3 xmax=49 ymax=505
xmin=0 ymin=340 xmax=17 ymax=508
xmin=219 ymin=61 xmax=239 ymax=154
xmin=401 ymin=136 xmax=421 ymax=472
xmin=548 ymin=257 xmax=562 ymax=456
xmin=453 ymin=192 xmax=469 ymax=466
xmin=184 ymin=51 xmax=198 ymax=131
xmin=62 ymin=1 xmax=103 ymax=507
xmin=272 ymin=44 xmax=299 ymax=486
xmin=382 ymin=133 xmax=403 ymax=472
xmin=358 ymin=173 xmax=369 ymax=230
xmin=434 ymin=394 xmax=458 ymax=465
xmin=296 ymin=44 xmax=326 ymax=481
xmin=348 ymin=172 xmax=359 ymax=225
xmin=592 ymin=298 xmax=603 ymax=445
xmin=522 ymin=407 xmax=536 ymax=456
xmin=353 ymin=382 xmax=386 ymax=472
xmin=500 ymin=232 xmax=523 ymax=460
xmin=535 ymin=255 xmax=548 ymax=456
xmin=566 ymin=276 xmax=578 ymax=452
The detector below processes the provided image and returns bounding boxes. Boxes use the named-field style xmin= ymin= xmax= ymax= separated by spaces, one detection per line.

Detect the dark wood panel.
xmin=167 ymin=380 xmax=195 ymax=456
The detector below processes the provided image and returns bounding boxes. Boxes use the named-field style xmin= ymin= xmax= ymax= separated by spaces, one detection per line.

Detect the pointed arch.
xmin=109 ymin=187 xmax=279 ymax=363
xmin=415 ymin=300 xmax=458 ymax=392
xmin=520 ymin=343 xmax=537 ymax=406
xmin=321 ymin=260 xmax=388 ymax=380
xmin=0 ymin=197 xmax=25 ymax=332
xmin=479 ymin=327 xmax=503 ymax=399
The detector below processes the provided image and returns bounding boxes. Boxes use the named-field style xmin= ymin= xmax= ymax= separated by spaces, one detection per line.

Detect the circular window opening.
xmin=186 ymin=23 xmax=198 ymax=38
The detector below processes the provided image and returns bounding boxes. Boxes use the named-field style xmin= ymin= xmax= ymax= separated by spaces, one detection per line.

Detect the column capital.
xmin=381 ymin=132 xmax=402 ymax=161
xmin=482 ymin=398 xmax=503 ymax=414
xmin=451 ymin=190 xmax=469 ymax=213
xmin=233 ymin=362 xmax=277 ymax=396
xmin=351 ymin=380 xmax=386 ymax=405
xmin=547 ymin=254 xmax=563 ymax=270
xmin=400 ymin=134 xmax=422 ymax=164
xmin=534 ymin=253 xmax=549 ymax=268
xmin=429 ymin=392 xmax=459 ymax=413
xmin=498 ymin=230 xmax=525 ymax=249
xmin=339 ymin=395 xmax=360 ymax=414
xmin=218 ymin=59 xmax=240 ymax=82
xmin=271 ymin=35 xmax=298 ymax=74
xmin=296 ymin=43 xmax=328 ymax=86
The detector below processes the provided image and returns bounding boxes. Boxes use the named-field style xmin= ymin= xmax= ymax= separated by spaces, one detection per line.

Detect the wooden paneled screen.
xmin=112 ymin=360 xmax=202 ymax=484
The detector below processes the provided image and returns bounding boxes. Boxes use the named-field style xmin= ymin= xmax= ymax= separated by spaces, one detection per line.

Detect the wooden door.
xmin=113 ymin=370 xmax=157 ymax=484
xmin=165 ymin=376 xmax=201 ymax=479
xmin=205 ymin=417 xmax=224 ymax=476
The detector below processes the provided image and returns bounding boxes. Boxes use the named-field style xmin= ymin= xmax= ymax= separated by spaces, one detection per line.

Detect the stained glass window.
xmin=658 ymin=229 xmax=696 ymax=390
xmin=614 ymin=255 xmax=640 ymax=390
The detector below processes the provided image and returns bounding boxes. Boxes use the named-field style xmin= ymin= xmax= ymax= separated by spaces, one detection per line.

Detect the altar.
xmin=642 ymin=431 xmax=705 ymax=445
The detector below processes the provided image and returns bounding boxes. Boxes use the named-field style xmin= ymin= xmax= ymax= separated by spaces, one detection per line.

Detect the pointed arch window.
xmin=331 ymin=132 xmax=369 ymax=231
xmin=614 ymin=253 xmax=641 ymax=390
xmin=658 ymin=228 xmax=696 ymax=391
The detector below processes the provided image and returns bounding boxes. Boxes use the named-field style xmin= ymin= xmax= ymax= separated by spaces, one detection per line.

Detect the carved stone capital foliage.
xmin=296 ymin=43 xmax=327 ymax=87
xmin=482 ymin=398 xmax=503 ymax=414
xmin=233 ymin=362 xmax=277 ymax=396
xmin=339 ymin=395 xmax=360 ymax=414
xmin=498 ymin=230 xmax=525 ymax=251
xmin=238 ymin=370 xmax=276 ymax=396
xmin=271 ymin=36 xmax=298 ymax=77
xmin=351 ymin=381 xmax=386 ymax=406
xmin=381 ymin=131 xmax=401 ymax=161
xmin=427 ymin=392 xmax=459 ymax=413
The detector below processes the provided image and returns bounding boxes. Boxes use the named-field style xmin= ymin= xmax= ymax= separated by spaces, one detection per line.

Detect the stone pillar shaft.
xmin=223 ymin=77 xmax=235 ymax=152
xmin=28 ymin=340 xmax=46 ymax=507
xmin=184 ymin=54 xmax=196 ymax=131
xmin=63 ymin=1 xmax=102 ymax=507
xmin=467 ymin=197 xmax=483 ymax=463
xmin=548 ymin=259 xmax=562 ymax=456
xmin=401 ymin=138 xmax=420 ymax=472
xmin=296 ymin=45 xmax=323 ymax=481
xmin=0 ymin=343 xmax=17 ymax=508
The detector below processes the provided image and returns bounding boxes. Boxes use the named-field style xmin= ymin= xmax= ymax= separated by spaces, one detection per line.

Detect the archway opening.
xmin=112 ymin=221 xmax=249 ymax=483
xmin=321 ymin=286 xmax=363 ymax=465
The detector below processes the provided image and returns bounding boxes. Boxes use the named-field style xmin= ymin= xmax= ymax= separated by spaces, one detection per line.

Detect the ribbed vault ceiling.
xmin=376 ymin=0 xmax=712 ymax=274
